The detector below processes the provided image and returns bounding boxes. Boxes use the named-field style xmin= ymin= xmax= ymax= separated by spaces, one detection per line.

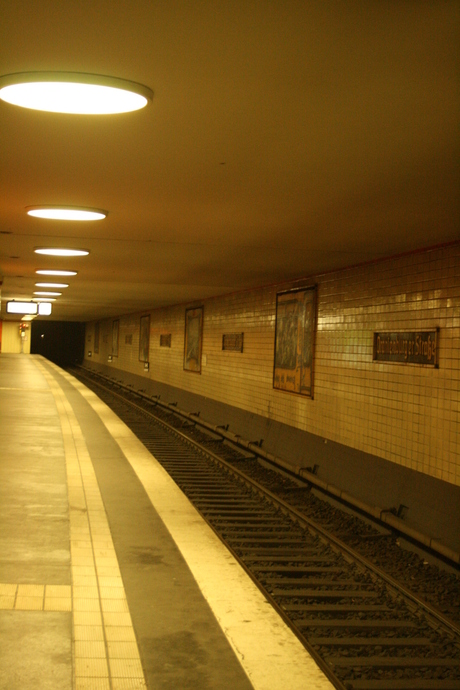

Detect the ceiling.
xmin=0 ymin=1 xmax=459 ymax=322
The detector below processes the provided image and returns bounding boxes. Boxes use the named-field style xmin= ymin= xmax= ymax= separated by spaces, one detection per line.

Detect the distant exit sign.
xmin=373 ymin=330 xmax=438 ymax=366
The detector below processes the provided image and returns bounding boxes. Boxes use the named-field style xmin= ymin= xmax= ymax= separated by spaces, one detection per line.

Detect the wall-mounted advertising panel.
xmin=112 ymin=320 xmax=119 ymax=357
xmin=184 ymin=306 xmax=203 ymax=372
xmin=273 ymin=286 xmax=316 ymax=398
xmin=139 ymin=315 xmax=150 ymax=363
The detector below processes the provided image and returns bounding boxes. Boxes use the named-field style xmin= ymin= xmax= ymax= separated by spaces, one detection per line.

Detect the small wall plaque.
xmin=222 ymin=332 xmax=244 ymax=352
xmin=125 ymin=334 xmax=133 ymax=345
xmin=144 ymin=361 xmax=149 ymax=371
xmin=160 ymin=333 xmax=172 ymax=347
xmin=373 ymin=330 xmax=438 ymax=366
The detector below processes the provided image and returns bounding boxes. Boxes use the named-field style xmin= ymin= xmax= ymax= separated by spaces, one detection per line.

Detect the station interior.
xmin=0 ymin=3 xmax=459 ymax=689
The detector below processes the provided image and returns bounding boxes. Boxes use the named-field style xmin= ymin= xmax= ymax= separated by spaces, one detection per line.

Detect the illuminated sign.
xmin=6 ymin=301 xmax=52 ymax=316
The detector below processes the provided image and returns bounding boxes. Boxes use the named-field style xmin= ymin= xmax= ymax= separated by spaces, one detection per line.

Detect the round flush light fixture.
xmin=36 ymin=269 xmax=77 ymax=276
xmin=27 ymin=206 xmax=107 ymax=221
xmin=34 ymin=291 xmax=62 ymax=296
xmin=35 ymin=282 xmax=69 ymax=288
xmin=35 ymin=247 xmax=89 ymax=257
xmin=0 ymin=72 xmax=153 ymax=114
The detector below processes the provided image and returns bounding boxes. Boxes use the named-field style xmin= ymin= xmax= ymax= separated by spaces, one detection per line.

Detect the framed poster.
xmin=184 ymin=306 xmax=203 ymax=372
xmin=112 ymin=320 xmax=119 ymax=357
xmin=139 ymin=315 xmax=150 ymax=363
xmin=273 ymin=286 xmax=316 ymax=397
xmin=94 ymin=322 xmax=100 ymax=354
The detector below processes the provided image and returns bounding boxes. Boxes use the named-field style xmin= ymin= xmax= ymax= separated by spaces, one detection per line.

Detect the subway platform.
xmin=0 ymin=353 xmax=333 ymax=690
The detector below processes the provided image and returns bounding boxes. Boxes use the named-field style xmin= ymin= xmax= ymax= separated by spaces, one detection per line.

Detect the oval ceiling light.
xmin=34 ymin=247 xmax=89 ymax=257
xmin=27 ymin=206 xmax=107 ymax=221
xmin=35 ymin=282 xmax=69 ymax=288
xmin=0 ymin=72 xmax=153 ymax=114
xmin=36 ymin=269 xmax=77 ymax=276
xmin=34 ymin=291 xmax=62 ymax=296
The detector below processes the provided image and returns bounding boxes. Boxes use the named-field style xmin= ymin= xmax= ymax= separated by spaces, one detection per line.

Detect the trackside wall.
xmin=84 ymin=243 xmax=460 ymax=488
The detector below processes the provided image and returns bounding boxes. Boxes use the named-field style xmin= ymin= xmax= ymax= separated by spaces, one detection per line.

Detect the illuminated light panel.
xmin=35 ymin=248 xmax=89 ymax=257
xmin=0 ymin=72 xmax=153 ymax=114
xmin=36 ymin=269 xmax=77 ymax=276
xmin=27 ymin=206 xmax=107 ymax=221
xmin=34 ymin=291 xmax=62 ymax=296
xmin=38 ymin=302 xmax=52 ymax=316
xmin=35 ymin=282 xmax=69 ymax=288
xmin=6 ymin=301 xmax=37 ymax=315
xmin=5 ymin=301 xmax=51 ymax=316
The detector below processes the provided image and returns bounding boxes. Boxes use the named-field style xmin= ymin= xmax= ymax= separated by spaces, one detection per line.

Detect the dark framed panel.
xmin=139 ymin=315 xmax=150 ymax=363
xmin=184 ymin=306 xmax=203 ymax=372
xmin=112 ymin=320 xmax=119 ymax=357
xmin=222 ymin=333 xmax=244 ymax=352
xmin=160 ymin=333 xmax=172 ymax=348
xmin=373 ymin=330 xmax=438 ymax=366
xmin=273 ymin=286 xmax=316 ymax=398
xmin=94 ymin=322 xmax=100 ymax=354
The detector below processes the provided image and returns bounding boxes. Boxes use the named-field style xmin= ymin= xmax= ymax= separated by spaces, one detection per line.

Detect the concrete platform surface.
xmin=0 ymin=354 xmax=333 ymax=690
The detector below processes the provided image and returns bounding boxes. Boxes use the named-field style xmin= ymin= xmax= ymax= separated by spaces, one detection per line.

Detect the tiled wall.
xmin=0 ymin=320 xmax=31 ymax=354
xmin=85 ymin=243 xmax=460 ymax=487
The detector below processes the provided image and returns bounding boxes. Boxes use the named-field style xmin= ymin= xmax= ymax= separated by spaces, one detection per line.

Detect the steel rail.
xmin=74 ymin=366 xmax=460 ymax=640
xmin=72 ymin=368 xmax=460 ymax=690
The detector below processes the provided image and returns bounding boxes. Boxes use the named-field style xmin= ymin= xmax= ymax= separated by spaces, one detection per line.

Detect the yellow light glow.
xmin=35 ymin=248 xmax=89 ymax=257
xmin=35 ymin=282 xmax=69 ymax=288
xmin=27 ymin=206 xmax=107 ymax=221
xmin=0 ymin=72 xmax=153 ymax=114
xmin=36 ymin=270 xmax=77 ymax=276
xmin=34 ymin=291 xmax=62 ymax=296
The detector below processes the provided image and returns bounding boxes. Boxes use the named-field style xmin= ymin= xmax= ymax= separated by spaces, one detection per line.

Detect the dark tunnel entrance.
xmin=30 ymin=321 xmax=85 ymax=368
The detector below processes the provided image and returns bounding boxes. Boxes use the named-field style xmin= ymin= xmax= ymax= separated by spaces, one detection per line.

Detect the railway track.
xmin=70 ymin=366 xmax=460 ymax=690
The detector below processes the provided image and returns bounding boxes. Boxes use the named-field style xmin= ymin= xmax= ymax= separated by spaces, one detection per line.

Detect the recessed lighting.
xmin=0 ymin=72 xmax=153 ymax=114
xmin=27 ymin=206 xmax=107 ymax=221
xmin=34 ymin=248 xmax=89 ymax=257
xmin=35 ymin=282 xmax=69 ymax=288
xmin=34 ymin=291 xmax=62 ymax=296
xmin=36 ymin=269 xmax=77 ymax=276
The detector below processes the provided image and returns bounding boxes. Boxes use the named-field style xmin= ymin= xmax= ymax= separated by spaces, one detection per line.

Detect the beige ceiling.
xmin=1 ymin=1 xmax=459 ymax=322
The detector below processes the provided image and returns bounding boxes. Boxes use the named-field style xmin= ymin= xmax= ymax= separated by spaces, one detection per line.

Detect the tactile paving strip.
xmin=35 ymin=361 xmax=147 ymax=690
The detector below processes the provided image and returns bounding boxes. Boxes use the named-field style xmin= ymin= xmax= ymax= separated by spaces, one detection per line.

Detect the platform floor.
xmin=0 ymin=354 xmax=333 ymax=690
